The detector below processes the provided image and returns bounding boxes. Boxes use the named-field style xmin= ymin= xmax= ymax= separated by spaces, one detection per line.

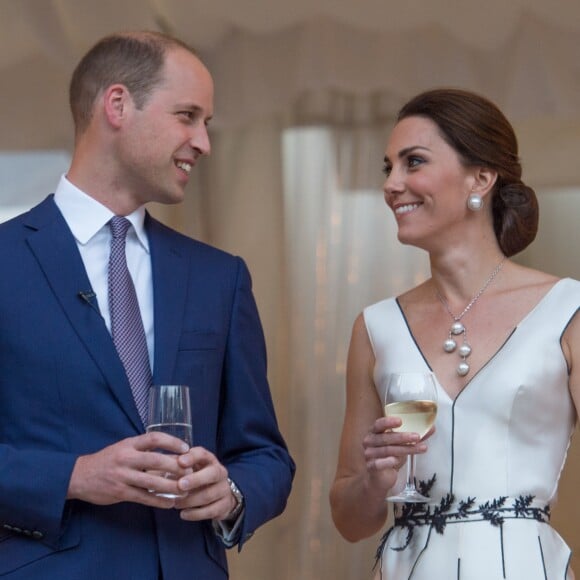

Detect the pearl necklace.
xmin=435 ymin=258 xmax=506 ymax=377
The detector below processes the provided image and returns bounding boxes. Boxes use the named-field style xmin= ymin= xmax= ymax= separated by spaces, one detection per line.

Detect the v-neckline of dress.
xmin=394 ymin=278 xmax=568 ymax=403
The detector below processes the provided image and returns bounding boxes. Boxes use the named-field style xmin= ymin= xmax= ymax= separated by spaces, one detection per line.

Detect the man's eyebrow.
xmin=176 ymin=103 xmax=202 ymax=111
xmin=176 ymin=104 xmax=213 ymax=120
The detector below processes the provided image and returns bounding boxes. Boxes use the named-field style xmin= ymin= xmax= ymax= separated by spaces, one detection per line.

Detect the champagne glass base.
xmin=386 ymin=490 xmax=430 ymax=503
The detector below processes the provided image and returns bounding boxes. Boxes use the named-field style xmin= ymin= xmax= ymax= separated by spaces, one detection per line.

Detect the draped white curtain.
xmin=279 ymin=126 xmax=430 ymax=578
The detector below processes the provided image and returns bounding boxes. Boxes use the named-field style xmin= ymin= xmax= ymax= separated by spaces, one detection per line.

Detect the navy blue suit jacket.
xmin=0 ymin=196 xmax=295 ymax=579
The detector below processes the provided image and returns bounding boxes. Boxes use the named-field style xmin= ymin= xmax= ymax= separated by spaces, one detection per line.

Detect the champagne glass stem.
xmin=404 ymin=454 xmax=417 ymax=494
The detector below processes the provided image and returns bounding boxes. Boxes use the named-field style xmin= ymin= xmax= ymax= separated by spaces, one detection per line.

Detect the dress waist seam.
xmin=377 ymin=494 xmax=551 ymax=556
xmin=394 ymin=495 xmax=551 ymax=529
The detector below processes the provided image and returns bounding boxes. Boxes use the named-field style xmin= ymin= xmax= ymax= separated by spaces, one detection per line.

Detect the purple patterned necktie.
xmin=108 ymin=216 xmax=152 ymax=425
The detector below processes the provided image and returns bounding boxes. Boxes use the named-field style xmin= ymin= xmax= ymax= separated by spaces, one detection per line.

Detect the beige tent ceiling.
xmin=2 ymin=0 xmax=580 ymax=186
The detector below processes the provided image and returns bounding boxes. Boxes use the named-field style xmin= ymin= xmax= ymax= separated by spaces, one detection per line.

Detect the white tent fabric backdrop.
xmin=1 ymin=2 xmax=580 ymax=579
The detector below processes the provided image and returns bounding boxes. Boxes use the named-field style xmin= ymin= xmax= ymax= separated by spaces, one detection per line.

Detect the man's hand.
xmin=174 ymin=447 xmax=237 ymax=521
xmin=67 ymin=432 xmax=191 ymax=507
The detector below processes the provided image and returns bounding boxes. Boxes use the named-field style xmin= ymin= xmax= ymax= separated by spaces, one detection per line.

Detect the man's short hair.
xmin=69 ymin=31 xmax=195 ymax=135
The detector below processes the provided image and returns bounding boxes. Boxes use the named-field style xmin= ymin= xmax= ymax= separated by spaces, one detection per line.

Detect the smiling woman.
xmin=0 ymin=150 xmax=71 ymax=222
xmin=329 ymin=88 xmax=580 ymax=580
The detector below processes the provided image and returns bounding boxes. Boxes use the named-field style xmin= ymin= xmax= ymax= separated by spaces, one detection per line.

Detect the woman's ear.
xmin=472 ymin=166 xmax=498 ymax=199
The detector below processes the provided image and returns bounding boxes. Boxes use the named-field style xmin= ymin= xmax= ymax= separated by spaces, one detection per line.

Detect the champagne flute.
xmin=146 ymin=384 xmax=193 ymax=499
xmin=384 ymin=372 xmax=437 ymax=503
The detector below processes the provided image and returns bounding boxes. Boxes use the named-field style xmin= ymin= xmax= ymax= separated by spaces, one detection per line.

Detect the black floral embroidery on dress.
xmin=374 ymin=474 xmax=551 ymax=568
xmin=416 ymin=474 xmax=436 ymax=498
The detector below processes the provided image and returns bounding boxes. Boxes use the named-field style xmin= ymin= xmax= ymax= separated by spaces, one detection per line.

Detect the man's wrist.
xmin=225 ymin=477 xmax=244 ymax=521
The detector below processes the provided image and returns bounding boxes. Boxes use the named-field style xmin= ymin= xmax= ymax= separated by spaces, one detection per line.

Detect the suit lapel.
xmin=147 ymin=216 xmax=189 ymax=384
xmin=25 ymin=197 xmax=143 ymax=431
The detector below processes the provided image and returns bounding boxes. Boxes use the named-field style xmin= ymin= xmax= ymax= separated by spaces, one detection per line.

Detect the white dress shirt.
xmin=53 ymin=175 xmax=155 ymax=370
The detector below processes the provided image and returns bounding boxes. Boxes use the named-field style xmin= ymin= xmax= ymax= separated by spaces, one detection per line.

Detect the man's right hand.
xmin=67 ymin=432 xmax=190 ymax=507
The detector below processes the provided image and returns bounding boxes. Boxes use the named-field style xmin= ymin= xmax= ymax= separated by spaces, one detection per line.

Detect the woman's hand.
xmin=363 ymin=416 xmax=431 ymax=476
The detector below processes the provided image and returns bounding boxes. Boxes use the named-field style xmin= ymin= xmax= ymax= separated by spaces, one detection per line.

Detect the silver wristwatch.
xmin=227 ymin=477 xmax=244 ymax=520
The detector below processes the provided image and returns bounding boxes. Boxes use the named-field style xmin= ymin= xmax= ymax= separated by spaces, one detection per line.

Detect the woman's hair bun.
xmin=492 ymin=181 xmax=539 ymax=257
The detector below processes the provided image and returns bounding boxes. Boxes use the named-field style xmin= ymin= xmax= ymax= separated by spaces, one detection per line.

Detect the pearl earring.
xmin=467 ymin=193 xmax=483 ymax=211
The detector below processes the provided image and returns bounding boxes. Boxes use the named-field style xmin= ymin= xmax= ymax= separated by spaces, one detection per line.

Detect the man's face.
xmin=117 ymin=47 xmax=214 ymax=209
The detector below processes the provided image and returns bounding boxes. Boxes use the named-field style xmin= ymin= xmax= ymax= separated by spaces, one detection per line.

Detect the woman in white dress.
xmin=329 ymin=88 xmax=579 ymax=579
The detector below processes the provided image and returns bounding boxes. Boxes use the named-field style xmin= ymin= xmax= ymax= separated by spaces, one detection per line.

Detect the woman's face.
xmin=382 ymin=115 xmax=478 ymax=250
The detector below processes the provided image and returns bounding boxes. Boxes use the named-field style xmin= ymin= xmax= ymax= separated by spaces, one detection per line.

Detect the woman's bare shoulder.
xmin=504 ymin=262 xmax=561 ymax=293
xmin=396 ymin=279 xmax=434 ymax=309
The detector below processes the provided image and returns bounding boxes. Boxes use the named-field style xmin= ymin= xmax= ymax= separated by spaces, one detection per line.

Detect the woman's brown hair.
xmin=397 ymin=88 xmax=538 ymax=256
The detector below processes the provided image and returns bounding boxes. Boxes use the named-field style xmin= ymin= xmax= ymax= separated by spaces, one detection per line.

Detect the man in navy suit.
xmin=0 ymin=31 xmax=294 ymax=578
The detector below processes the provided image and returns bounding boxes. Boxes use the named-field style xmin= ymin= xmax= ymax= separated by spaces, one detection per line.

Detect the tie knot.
xmin=109 ymin=216 xmax=132 ymax=240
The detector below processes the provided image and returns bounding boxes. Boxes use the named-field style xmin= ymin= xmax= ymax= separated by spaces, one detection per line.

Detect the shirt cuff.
xmin=212 ymin=507 xmax=245 ymax=547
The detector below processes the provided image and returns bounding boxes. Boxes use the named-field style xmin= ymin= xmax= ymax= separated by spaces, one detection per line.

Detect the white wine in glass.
xmin=384 ymin=373 xmax=437 ymax=503
xmin=384 ymin=400 xmax=437 ymax=438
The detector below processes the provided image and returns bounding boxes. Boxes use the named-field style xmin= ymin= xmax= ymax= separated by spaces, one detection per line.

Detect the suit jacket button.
xmin=32 ymin=531 xmax=44 ymax=539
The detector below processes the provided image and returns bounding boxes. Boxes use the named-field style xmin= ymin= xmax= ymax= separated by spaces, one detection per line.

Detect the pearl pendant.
xmin=443 ymin=338 xmax=457 ymax=353
xmin=457 ymin=362 xmax=470 ymax=376
xmin=458 ymin=343 xmax=472 ymax=358
xmin=451 ymin=322 xmax=465 ymax=335
xmin=436 ymin=257 xmax=506 ymax=381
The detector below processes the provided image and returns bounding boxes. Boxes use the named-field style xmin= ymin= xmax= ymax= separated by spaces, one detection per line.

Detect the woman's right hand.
xmin=362 ymin=416 xmax=430 ymax=483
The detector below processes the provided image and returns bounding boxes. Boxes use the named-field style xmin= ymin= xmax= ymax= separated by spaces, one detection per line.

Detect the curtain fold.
xmin=280 ymin=126 xmax=430 ymax=579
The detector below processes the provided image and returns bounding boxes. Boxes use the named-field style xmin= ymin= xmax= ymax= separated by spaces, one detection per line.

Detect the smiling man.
xmin=0 ymin=31 xmax=294 ymax=579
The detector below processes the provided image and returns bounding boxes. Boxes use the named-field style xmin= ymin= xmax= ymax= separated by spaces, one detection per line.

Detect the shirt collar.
xmin=53 ymin=174 xmax=149 ymax=252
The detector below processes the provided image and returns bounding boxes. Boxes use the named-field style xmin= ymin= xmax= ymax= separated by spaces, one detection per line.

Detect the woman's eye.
xmin=407 ymin=156 xmax=424 ymax=169
xmin=382 ymin=164 xmax=392 ymax=176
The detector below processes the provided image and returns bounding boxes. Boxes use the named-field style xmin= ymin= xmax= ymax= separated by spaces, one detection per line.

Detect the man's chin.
xmin=151 ymin=191 xmax=185 ymax=206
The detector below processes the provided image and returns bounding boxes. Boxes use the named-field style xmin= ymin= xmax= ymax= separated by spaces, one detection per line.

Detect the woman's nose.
xmin=382 ymin=167 xmax=404 ymax=198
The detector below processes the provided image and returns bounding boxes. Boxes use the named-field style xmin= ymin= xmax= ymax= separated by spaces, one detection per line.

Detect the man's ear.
xmin=472 ymin=166 xmax=498 ymax=199
xmin=102 ymin=84 xmax=131 ymax=129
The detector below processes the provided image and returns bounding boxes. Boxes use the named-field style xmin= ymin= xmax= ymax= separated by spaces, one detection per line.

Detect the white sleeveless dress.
xmin=364 ymin=278 xmax=580 ymax=580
